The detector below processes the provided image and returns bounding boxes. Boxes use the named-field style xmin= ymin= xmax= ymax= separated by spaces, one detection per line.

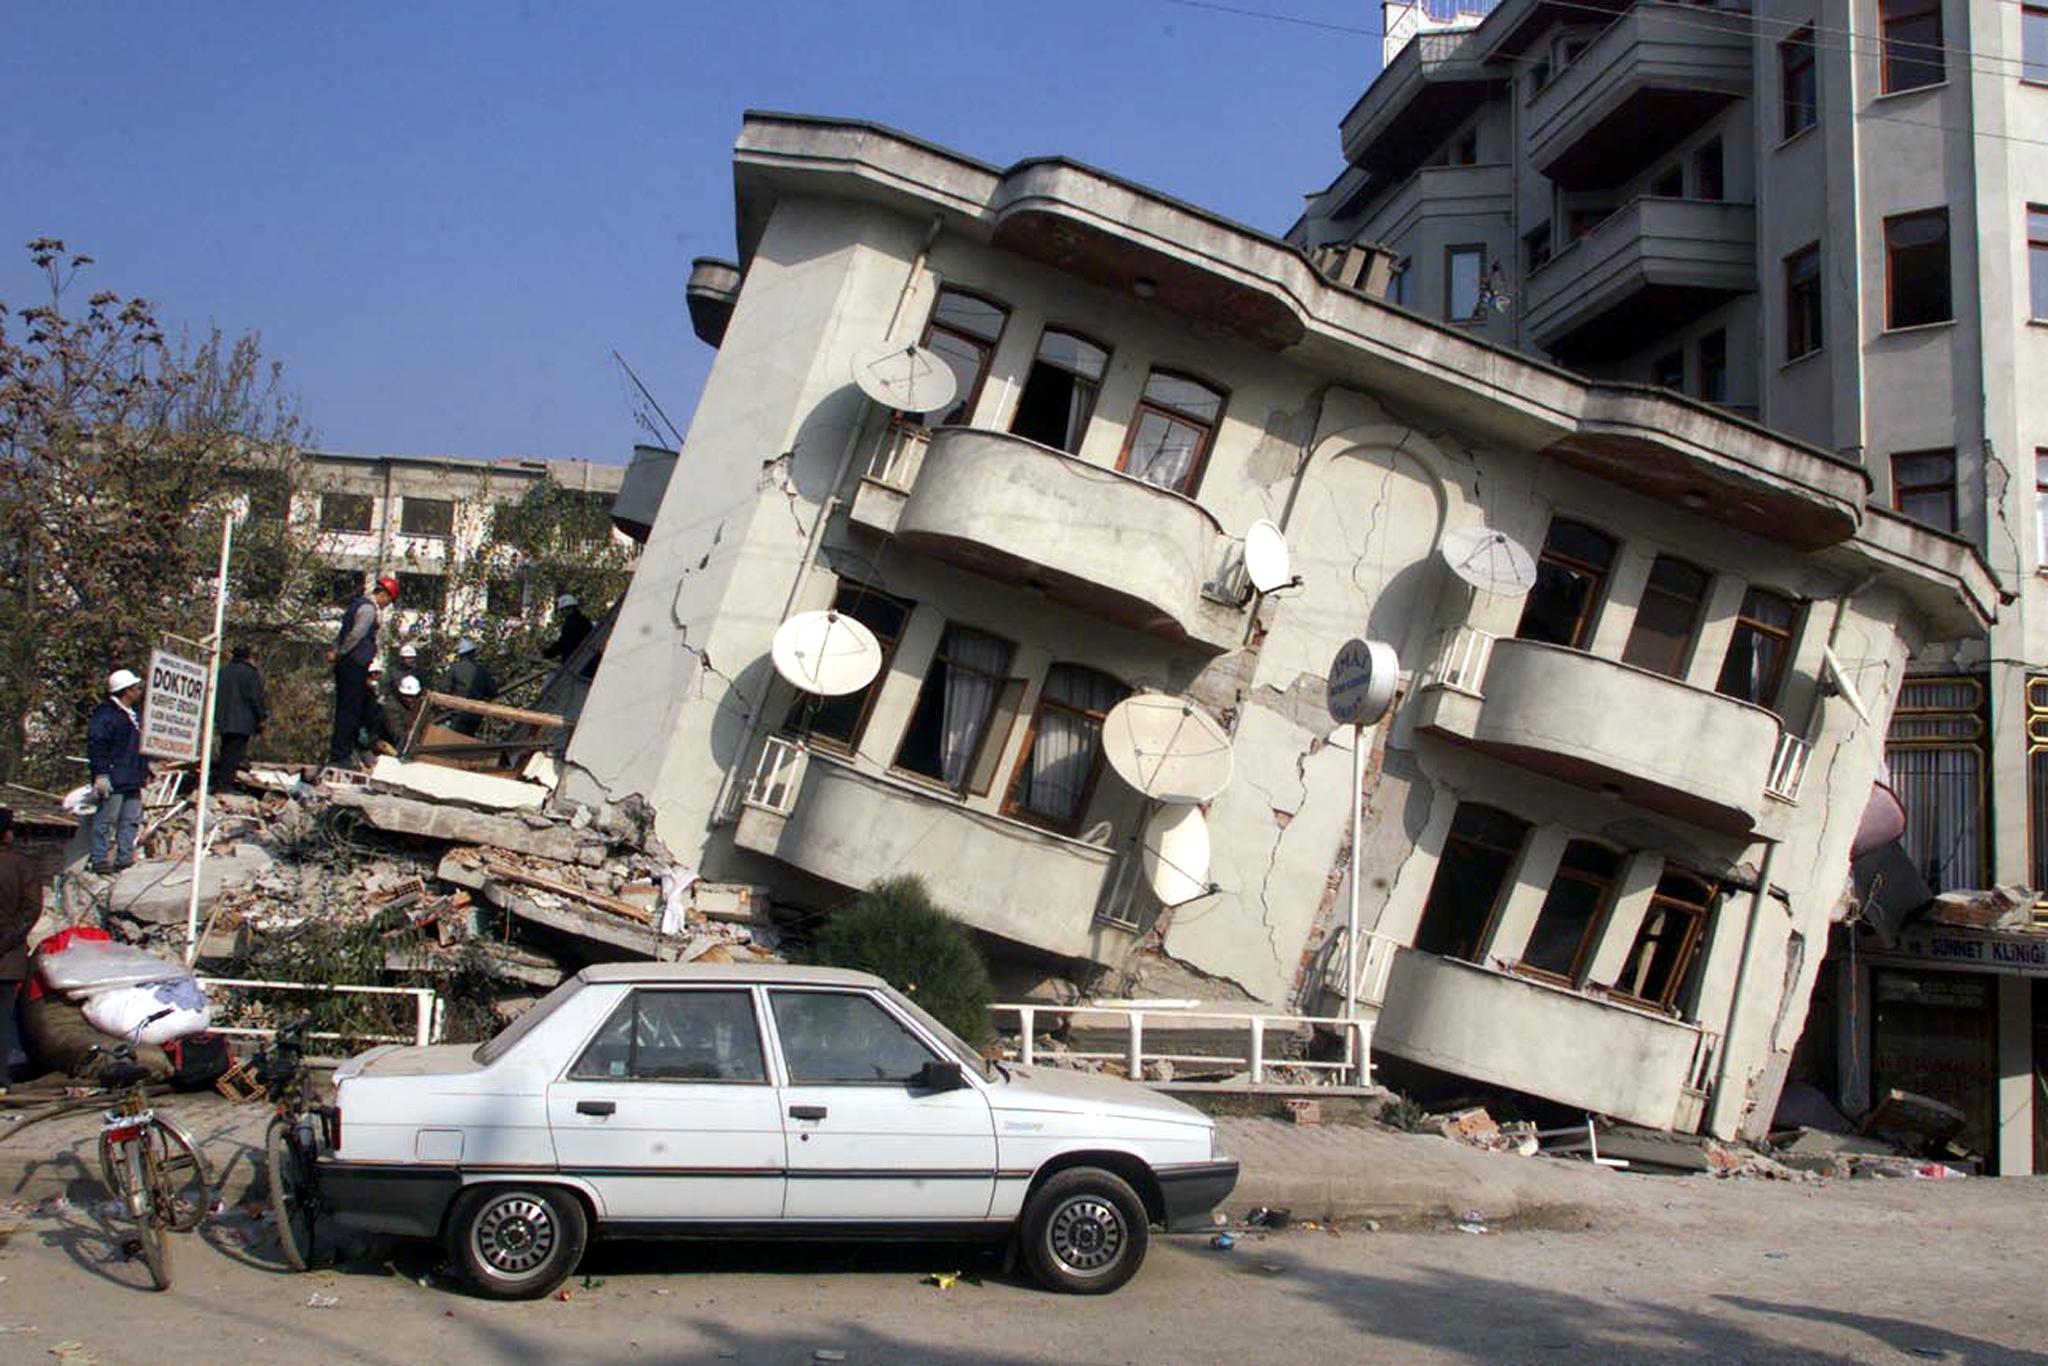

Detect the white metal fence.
xmin=1430 ymin=625 xmax=1497 ymax=694
xmin=1317 ymin=926 xmax=1405 ymax=1012
xmin=865 ymin=422 xmax=930 ymax=492
xmin=1765 ymin=732 xmax=1811 ymax=802
xmin=992 ymin=1003 xmax=1375 ymax=1089
xmin=199 ymin=977 xmax=442 ymax=1047
xmin=744 ymin=735 xmax=808 ymax=815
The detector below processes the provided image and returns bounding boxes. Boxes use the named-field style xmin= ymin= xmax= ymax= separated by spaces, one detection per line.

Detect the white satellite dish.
xmin=1142 ymin=804 xmax=1212 ymax=907
xmin=1242 ymin=519 xmax=1297 ymax=594
xmin=1101 ymin=694 xmax=1234 ymax=804
xmin=851 ymin=340 xmax=959 ymax=415
xmin=1439 ymin=524 xmax=1539 ymax=598
xmin=771 ymin=610 xmax=884 ymax=697
xmin=1326 ymin=638 xmax=1399 ymax=727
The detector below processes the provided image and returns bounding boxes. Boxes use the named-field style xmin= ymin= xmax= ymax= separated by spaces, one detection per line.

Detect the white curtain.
xmin=1127 ymin=412 xmax=1198 ymax=491
xmin=1018 ymin=667 xmax=1126 ymax=822
xmin=938 ymin=628 xmax=1010 ymax=788
xmin=1889 ymin=746 xmax=1984 ymax=892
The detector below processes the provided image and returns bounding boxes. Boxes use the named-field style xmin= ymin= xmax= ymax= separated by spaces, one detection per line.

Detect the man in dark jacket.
xmin=328 ymin=575 xmax=397 ymax=765
xmin=213 ymin=644 xmax=267 ymax=790
xmin=441 ymin=638 xmax=500 ymax=736
xmin=0 ymin=806 xmax=41 ymax=1093
xmin=542 ymin=594 xmax=594 ymax=662
xmin=87 ymin=669 xmax=151 ymax=873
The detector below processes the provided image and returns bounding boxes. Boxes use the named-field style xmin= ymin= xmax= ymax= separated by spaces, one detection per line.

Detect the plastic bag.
xmin=81 ymin=977 xmax=212 ymax=1046
xmin=36 ymin=939 xmax=188 ymax=995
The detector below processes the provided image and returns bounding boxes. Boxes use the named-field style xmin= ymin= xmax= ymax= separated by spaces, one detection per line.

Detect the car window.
xmin=770 ymin=990 xmax=940 ymax=1084
xmin=568 ymin=989 xmax=767 ymax=1083
xmin=883 ymin=986 xmax=994 ymax=1080
xmin=474 ymin=976 xmax=583 ymax=1065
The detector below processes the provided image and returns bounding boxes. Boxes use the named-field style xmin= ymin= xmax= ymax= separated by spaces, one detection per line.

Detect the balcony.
xmin=1527 ymin=4 xmax=1752 ymax=191
xmin=1523 ymin=198 xmax=1755 ymax=363
xmin=1338 ymin=30 xmax=1501 ymax=182
xmin=1414 ymin=629 xmax=1790 ymax=834
xmin=850 ymin=425 xmax=1244 ymax=653
xmin=1373 ymin=949 xmax=1715 ymax=1130
xmin=1360 ymin=163 xmax=1513 ymax=243
xmin=734 ymin=739 xmax=1120 ymax=962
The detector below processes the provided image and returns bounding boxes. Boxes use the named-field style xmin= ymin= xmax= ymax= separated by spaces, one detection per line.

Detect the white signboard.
xmin=1326 ymin=638 xmax=1398 ymax=727
xmin=1879 ymin=929 xmax=2048 ymax=979
xmin=141 ymin=647 xmax=209 ymax=762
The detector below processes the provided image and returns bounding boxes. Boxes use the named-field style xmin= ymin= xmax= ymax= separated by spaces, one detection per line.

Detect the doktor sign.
xmin=141 ymin=647 xmax=209 ymax=762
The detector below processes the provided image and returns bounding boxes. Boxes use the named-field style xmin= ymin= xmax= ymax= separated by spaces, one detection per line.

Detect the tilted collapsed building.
xmin=558 ymin=112 xmax=1994 ymax=1139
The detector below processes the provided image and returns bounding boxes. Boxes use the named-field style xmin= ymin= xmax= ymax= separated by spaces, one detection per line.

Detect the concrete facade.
xmin=562 ymin=112 xmax=1992 ymax=1142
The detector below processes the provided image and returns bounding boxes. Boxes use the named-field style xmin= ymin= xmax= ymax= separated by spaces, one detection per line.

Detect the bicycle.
xmin=252 ymin=1015 xmax=337 ymax=1271
xmin=92 ymin=1009 xmax=217 ymax=1292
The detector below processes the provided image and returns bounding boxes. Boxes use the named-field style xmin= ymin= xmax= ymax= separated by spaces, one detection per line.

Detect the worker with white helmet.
xmin=85 ymin=668 xmax=151 ymax=873
xmin=369 ymin=673 xmax=426 ymax=757
xmin=395 ymin=642 xmax=423 ymax=699
xmin=543 ymin=592 xmax=595 ymax=664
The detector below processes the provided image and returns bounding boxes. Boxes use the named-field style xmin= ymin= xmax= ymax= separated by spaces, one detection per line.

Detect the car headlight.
xmin=1208 ymin=1124 xmax=1220 ymax=1160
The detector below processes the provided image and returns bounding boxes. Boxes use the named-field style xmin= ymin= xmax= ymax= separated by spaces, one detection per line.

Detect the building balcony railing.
xmin=1357 ymin=162 xmax=1513 ymax=243
xmin=1337 ymin=23 xmax=1498 ymax=179
xmin=850 ymin=425 xmax=1245 ymax=653
xmin=1526 ymin=3 xmax=1752 ymax=191
xmin=1415 ymin=627 xmax=1789 ymax=833
xmin=1522 ymin=197 xmax=1755 ymax=363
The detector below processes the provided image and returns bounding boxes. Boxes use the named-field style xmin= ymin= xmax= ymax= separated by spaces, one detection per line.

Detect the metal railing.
xmin=744 ymin=734 xmax=808 ymax=815
xmin=1093 ymin=847 xmax=1152 ymax=930
xmin=1317 ymin=926 xmax=1406 ymax=1012
xmin=1765 ymin=732 xmax=1811 ymax=802
xmin=1683 ymin=1026 xmax=1722 ymax=1095
xmin=199 ymin=977 xmax=442 ymax=1047
xmin=992 ymin=1003 xmax=1375 ymax=1089
xmin=1430 ymin=624 xmax=1497 ymax=694
xmin=864 ymin=422 xmax=930 ymax=492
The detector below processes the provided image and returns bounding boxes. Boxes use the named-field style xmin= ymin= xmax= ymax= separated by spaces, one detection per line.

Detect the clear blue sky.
xmin=1 ymin=1 xmax=1381 ymax=463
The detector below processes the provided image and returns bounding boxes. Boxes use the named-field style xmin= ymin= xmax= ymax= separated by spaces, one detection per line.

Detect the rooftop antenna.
xmin=612 ymin=349 xmax=685 ymax=450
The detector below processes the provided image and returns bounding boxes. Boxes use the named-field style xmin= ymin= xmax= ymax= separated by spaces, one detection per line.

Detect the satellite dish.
xmin=851 ymin=340 xmax=959 ymax=415
xmin=1142 ymin=805 xmax=1212 ymax=906
xmin=1439 ymin=524 xmax=1538 ymax=598
xmin=771 ymin=610 xmax=884 ymax=697
xmin=1242 ymin=520 xmax=1296 ymax=594
xmin=1326 ymin=638 xmax=1399 ymax=727
xmin=1101 ymin=694 xmax=1234 ymax=804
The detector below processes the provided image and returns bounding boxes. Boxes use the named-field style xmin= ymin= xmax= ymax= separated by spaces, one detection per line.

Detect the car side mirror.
xmin=914 ymin=1060 xmax=965 ymax=1092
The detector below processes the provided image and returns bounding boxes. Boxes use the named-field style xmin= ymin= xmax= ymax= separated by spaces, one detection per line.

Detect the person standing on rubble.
xmin=213 ymin=644 xmax=267 ymax=791
xmin=370 ymin=675 xmax=425 ymax=757
xmin=0 ymin=807 xmax=41 ymax=1096
xmin=395 ymin=642 xmax=423 ymax=697
xmin=328 ymin=575 xmax=398 ymax=767
xmin=542 ymin=594 xmax=593 ymax=663
xmin=441 ymin=638 xmax=499 ymax=736
xmin=87 ymin=669 xmax=151 ymax=874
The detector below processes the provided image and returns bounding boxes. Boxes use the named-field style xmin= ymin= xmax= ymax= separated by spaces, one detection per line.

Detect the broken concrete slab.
xmin=1923 ymin=883 xmax=2035 ymax=930
xmin=384 ymin=943 xmax=564 ymax=989
xmin=329 ymin=790 xmax=603 ymax=865
xmin=105 ymin=846 xmax=277 ymax=926
xmin=366 ymin=755 xmax=549 ymax=812
xmin=482 ymin=881 xmax=677 ymax=961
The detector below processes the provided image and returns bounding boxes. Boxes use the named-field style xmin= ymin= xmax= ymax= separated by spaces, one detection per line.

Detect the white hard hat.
xmin=106 ymin=668 xmax=143 ymax=695
xmin=397 ymin=675 xmax=422 ymax=697
xmin=456 ymin=638 xmax=478 ymax=656
xmin=398 ymin=644 xmax=419 ymax=660
xmin=556 ymin=594 xmax=578 ymax=610
xmin=367 ymin=658 xmax=386 ymax=675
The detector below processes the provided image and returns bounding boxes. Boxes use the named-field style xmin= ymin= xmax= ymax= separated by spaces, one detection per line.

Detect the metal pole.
xmin=1345 ymin=721 xmax=1363 ymax=1019
xmin=184 ymin=513 xmax=233 ymax=965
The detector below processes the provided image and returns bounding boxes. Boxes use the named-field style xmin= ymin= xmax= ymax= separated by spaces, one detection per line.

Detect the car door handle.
xmin=788 ymin=1105 xmax=828 ymax=1120
xmin=576 ymin=1100 xmax=616 ymax=1117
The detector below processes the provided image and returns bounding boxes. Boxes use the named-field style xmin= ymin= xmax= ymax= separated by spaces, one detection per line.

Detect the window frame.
xmin=1696 ymin=329 xmax=1728 ymax=404
xmin=394 ymin=571 xmax=446 ymax=614
xmin=2035 ymin=449 xmax=2048 ymax=569
xmin=766 ymin=987 xmax=945 ymax=1088
xmin=1785 ymin=243 xmax=1824 ymax=361
xmin=2026 ymin=4 xmax=2048 ymax=85
xmin=1693 ymin=138 xmax=1725 ymax=202
xmin=1517 ymin=518 xmax=1619 ymax=651
xmin=1879 ymin=0 xmax=1946 ymax=94
xmin=1001 ymin=664 xmax=1128 ymax=836
xmin=1413 ymin=803 xmax=1532 ymax=964
xmin=565 ymin=987 xmax=773 ymax=1086
xmin=1884 ymin=208 xmax=1953 ymax=330
xmin=2027 ymin=204 xmax=2048 ymax=322
xmin=1780 ymin=27 xmax=1818 ymax=139
xmin=318 ymin=492 xmax=376 ymax=534
xmin=1007 ymin=325 xmax=1112 ymax=456
xmin=890 ymin=623 xmax=1021 ymax=796
xmin=1621 ymin=554 xmax=1711 ymax=679
xmin=918 ymin=285 xmax=1010 ymax=429
xmin=1892 ymin=448 xmax=1958 ymax=532
xmin=1115 ymin=368 xmax=1228 ymax=497
xmin=1445 ymin=243 xmax=1486 ymax=323
xmin=789 ymin=582 xmax=916 ymax=757
xmin=1716 ymin=587 xmax=1802 ymax=711
xmin=1887 ymin=676 xmax=1988 ymax=894
xmin=1608 ymin=873 xmax=1717 ymax=1013
xmin=1517 ymin=839 xmax=1623 ymax=985
xmin=1523 ymin=222 xmax=1554 ymax=274
xmin=398 ymin=495 xmax=455 ymax=540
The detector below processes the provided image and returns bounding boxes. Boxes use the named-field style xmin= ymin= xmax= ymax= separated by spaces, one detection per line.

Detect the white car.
xmin=315 ymin=964 xmax=1238 ymax=1298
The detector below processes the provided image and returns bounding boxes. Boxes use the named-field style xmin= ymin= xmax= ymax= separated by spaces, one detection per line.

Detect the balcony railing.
xmin=743 ymin=734 xmax=807 ymax=815
xmin=992 ymin=1002 xmax=1376 ymax=1089
xmin=1430 ymin=624 xmax=1496 ymax=694
xmin=1316 ymin=925 xmax=1407 ymax=1012
xmin=864 ymin=421 xmax=929 ymax=492
xmin=1765 ymin=733 xmax=1811 ymax=802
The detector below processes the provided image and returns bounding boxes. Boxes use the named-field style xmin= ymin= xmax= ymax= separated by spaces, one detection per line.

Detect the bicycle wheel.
xmin=148 ymin=1115 xmax=215 ymax=1234
xmin=266 ymin=1116 xmax=317 ymax=1271
xmin=133 ymin=1208 xmax=173 ymax=1291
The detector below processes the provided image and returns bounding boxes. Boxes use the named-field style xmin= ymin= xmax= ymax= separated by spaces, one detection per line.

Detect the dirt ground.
xmin=0 ymin=1163 xmax=2042 ymax=1364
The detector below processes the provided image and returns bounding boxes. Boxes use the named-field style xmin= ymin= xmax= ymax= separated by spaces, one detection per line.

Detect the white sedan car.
xmin=316 ymin=964 xmax=1238 ymax=1298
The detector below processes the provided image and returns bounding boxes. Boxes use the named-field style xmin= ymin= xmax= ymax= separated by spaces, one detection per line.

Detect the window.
xmin=920 ymin=288 xmax=1008 ymax=428
xmin=894 ymin=624 xmax=1019 ymax=793
xmin=1448 ymin=127 xmax=1479 ymax=166
xmin=1888 ymin=677 xmax=1986 ymax=893
xmin=2028 ymin=4 xmax=2048 ymax=83
xmin=1697 ymin=330 xmax=1728 ymax=403
xmin=1568 ymin=206 xmax=1613 ymax=240
xmin=328 ymin=569 xmax=364 ymax=604
xmin=1388 ymin=258 xmax=1413 ymax=308
xmin=1885 ymin=209 xmax=1952 ymax=328
xmin=1880 ymin=0 xmax=1944 ymax=93
xmin=1652 ymin=350 xmax=1685 ymax=392
xmin=789 ymin=583 xmax=914 ymax=752
xmin=1526 ymin=54 xmax=1552 ymax=96
xmin=319 ymin=493 xmax=374 ymax=533
xmin=1446 ymin=246 xmax=1484 ymax=322
xmin=2028 ymin=205 xmax=2048 ymax=321
xmin=1780 ymin=27 xmax=1817 ymax=137
xmin=1650 ymin=163 xmax=1684 ymax=198
xmin=1517 ymin=519 xmax=1617 ymax=649
xmin=1118 ymin=371 xmax=1226 ymax=495
xmin=1611 ymin=873 xmax=1717 ymax=1012
xmin=1522 ymin=841 xmax=1621 ymax=980
xmin=1893 ymin=449 xmax=1957 ymax=531
xmin=770 ymin=991 xmax=939 ymax=1085
xmin=1005 ymin=665 xmax=1129 ymax=833
xmin=394 ymin=571 xmax=445 ymax=613
xmin=2027 ymin=679 xmax=2048 ymax=893
xmin=1622 ymin=556 xmax=1710 ymax=678
xmin=2037 ymin=450 xmax=2048 ymax=567
xmin=1523 ymin=222 xmax=1553 ymax=274
xmin=1413 ymin=805 xmax=1530 ymax=962
xmin=569 ymin=990 xmax=768 ymax=1082
xmin=487 ymin=577 xmax=525 ymax=618
xmin=231 ymin=470 xmax=290 ymax=524
xmin=1785 ymin=244 xmax=1823 ymax=359
xmin=1694 ymin=139 xmax=1724 ymax=201
xmin=399 ymin=496 xmax=454 ymax=538
xmin=1009 ymin=329 xmax=1109 ymax=454
xmin=1716 ymin=587 xmax=1799 ymax=710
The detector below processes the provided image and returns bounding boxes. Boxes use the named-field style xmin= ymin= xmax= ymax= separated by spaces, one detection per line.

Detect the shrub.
xmin=809 ymin=875 xmax=995 ymax=1045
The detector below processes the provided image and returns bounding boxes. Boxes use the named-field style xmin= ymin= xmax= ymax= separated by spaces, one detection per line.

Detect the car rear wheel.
xmin=447 ymin=1185 xmax=587 ymax=1301
xmin=1020 ymin=1167 xmax=1149 ymax=1295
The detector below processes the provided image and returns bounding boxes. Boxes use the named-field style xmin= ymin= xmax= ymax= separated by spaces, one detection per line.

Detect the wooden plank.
xmin=421 ymin=690 xmax=567 ymax=730
xmin=483 ymin=856 xmax=654 ymax=924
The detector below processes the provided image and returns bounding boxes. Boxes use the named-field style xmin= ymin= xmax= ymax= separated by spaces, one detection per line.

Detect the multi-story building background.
xmin=1294 ymin=0 xmax=2048 ymax=1169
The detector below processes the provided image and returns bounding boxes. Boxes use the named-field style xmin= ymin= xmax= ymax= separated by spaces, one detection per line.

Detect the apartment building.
xmin=560 ymin=111 xmax=1990 ymax=1144
xmin=1293 ymin=0 xmax=2048 ymax=1167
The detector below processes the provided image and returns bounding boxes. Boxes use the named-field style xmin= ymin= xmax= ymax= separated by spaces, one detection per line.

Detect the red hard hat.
xmin=376 ymin=575 xmax=401 ymax=600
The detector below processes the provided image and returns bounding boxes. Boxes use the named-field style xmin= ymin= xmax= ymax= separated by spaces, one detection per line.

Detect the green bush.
xmin=809 ymin=875 xmax=995 ymax=1046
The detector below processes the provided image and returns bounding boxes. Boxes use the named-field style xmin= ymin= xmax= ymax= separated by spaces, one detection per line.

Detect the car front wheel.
xmin=447 ymin=1185 xmax=588 ymax=1301
xmin=1020 ymin=1167 xmax=1149 ymax=1294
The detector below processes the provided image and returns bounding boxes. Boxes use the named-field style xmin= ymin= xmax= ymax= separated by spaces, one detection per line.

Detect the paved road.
xmin=2 ymin=1171 xmax=2044 ymax=1364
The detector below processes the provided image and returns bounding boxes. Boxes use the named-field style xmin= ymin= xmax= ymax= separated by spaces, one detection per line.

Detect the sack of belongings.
xmin=20 ymin=927 xmax=227 ymax=1086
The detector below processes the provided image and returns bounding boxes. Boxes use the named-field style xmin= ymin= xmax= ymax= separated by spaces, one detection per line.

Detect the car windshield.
xmin=473 ymin=976 xmax=583 ymax=1065
xmin=883 ymin=985 xmax=997 ymax=1081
